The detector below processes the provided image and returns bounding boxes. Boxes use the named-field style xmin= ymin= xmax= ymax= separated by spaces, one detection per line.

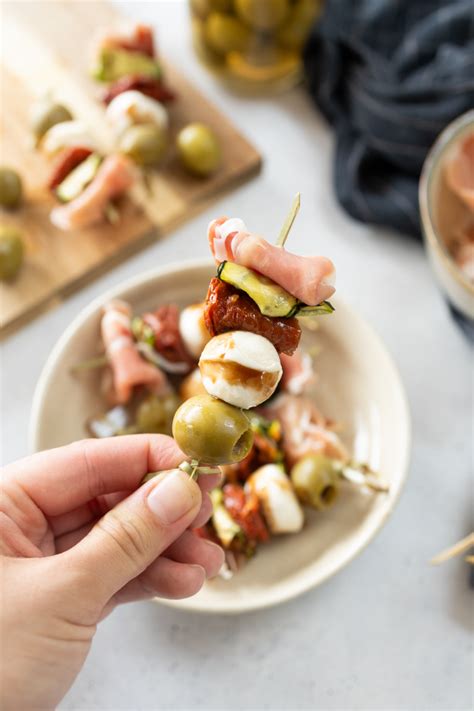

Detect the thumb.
xmin=69 ymin=469 xmax=201 ymax=606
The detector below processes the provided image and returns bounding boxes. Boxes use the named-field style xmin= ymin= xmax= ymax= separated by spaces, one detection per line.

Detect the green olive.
xmin=135 ymin=393 xmax=181 ymax=434
xmin=191 ymin=17 xmax=225 ymax=67
xmin=234 ymin=0 xmax=289 ymax=31
xmin=277 ymin=0 xmax=321 ymax=50
xmin=119 ymin=123 xmax=168 ymax=166
xmin=176 ymin=123 xmax=221 ymax=177
xmin=172 ymin=394 xmax=254 ymax=465
xmin=190 ymin=0 xmax=210 ymax=18
xmin=205 ymin=13 xmax=250 ymax=55
xmin=0 ymin=226 xmax=24 ymax=281
xmin=210 ymin=0 xmax=233 ymax=10
xmin=0 ymin=168 xmax=23 ymax=209
xmin=291 ymin=454 xmax=340 ymax=510
xmin=31 ymin=101 xmax=73 ymax=144
xmin=191 ymin=0 xmax=232 ymax=15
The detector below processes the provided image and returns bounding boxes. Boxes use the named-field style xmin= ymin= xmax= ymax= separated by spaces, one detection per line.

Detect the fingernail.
xmin=147 ymin=470 xmax=199 ymax=525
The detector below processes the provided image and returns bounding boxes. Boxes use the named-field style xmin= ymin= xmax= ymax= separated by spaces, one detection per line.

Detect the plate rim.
xmin=29 ymin=258 xmax=411 ymax=614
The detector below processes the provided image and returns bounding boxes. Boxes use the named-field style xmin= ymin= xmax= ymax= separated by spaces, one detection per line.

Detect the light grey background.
xmin=1 ymin=2 xmax=472 ymax=710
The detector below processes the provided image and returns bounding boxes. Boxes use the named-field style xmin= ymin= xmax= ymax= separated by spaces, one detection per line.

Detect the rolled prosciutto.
xmin=208 ymin=217 xmax=336 ymax=306
xmin=101 ymin=299 xmax=167 ymax=404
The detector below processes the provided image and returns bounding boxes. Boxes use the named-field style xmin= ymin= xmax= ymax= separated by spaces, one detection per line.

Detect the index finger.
xmin=4 ymin=435 xmax=184 ymax=516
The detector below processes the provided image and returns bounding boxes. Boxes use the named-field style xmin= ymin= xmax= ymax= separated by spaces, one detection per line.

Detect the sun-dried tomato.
xmin=102 ymin=75 xmax=175 ymax=105
xmin=223 ymin=484 xmax=269 ymax=544
xmin=47 ymin=146 xmax=93 ymax=191
xmin=142 ymin=304 xmax=194 ymax=366
xmin=204 ymin=278 xmax=301 ymax=356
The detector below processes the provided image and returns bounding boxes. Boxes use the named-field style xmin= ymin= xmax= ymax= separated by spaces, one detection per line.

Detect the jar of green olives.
xmin=190 ymin=0 xmax=322 ymax=93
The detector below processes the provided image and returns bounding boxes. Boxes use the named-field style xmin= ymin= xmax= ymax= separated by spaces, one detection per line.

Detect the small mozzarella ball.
xmin=41 ymin=121 xmax=97 ymax=155
xmin=246 ymin=464 xmax=304 ymax=534
xmin=105 ymin=90 xmax=168 ymax=137
xmin=179 ymin=302 xmax=211 ymax=359
xmin=199 ymin=330 xmax=282 ymax=409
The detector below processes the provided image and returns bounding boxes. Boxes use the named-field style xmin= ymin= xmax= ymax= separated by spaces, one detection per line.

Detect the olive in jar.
xmin=234 ymin=0 xmax=289 ymax=31
xmin=204 ymin=13 xmax=250 ymax=55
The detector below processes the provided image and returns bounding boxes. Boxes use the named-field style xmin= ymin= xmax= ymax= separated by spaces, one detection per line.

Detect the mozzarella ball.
xmin=245 ymin=464 xmax=304 ymax=534
xmin=105 ymin=90 xmax=168 ymax=137
xmin=199 ymin=330 xmax=282 ymax=409
xmin=41 ymin=120 xmax=97 ymax=155
xmin=179 ymin=302 xmax=211 ymax=359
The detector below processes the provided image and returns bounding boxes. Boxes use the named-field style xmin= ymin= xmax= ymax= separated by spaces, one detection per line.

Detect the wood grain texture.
xmin=0 ymin=0 xmax=261 ymax=337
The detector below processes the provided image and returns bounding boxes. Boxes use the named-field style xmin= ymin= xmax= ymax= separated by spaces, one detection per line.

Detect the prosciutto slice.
xmin=264 ymin=394 xmax=347 ymax=466
xmin=446 ymin=133 xmax=474 ymax=212
xmin=101 ymin=300 xmax=167 ymax=404
xmin=280 ymin=350 xmax=314 ymax=395
xmin=101 ymin=23 xmax=155 ymax=58
xmin=208 ymin=217 xmax=336 ymax=306
xmin=51 ymin=154 xmax=136 ymax=231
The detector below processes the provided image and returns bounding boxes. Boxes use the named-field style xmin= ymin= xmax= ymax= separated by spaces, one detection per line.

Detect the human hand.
xmin=0 ymin=435 xmax=224 ymax=710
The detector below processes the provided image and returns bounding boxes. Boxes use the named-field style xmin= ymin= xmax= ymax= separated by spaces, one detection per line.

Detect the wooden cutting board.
xmin=0 ymin=0 xmax=261 ymax=337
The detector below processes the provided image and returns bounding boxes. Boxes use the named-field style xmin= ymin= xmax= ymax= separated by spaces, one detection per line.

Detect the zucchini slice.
xmin=210 ymin=488 xmax=242 ymax=547
xmin=55 ymin=153 xmax=102 ymax=203
xmin=92 ymin=48 xmax=161 ymax=82
xmin=218 ymin=261 xmax=334 ymax=318
xmin=218 ymin=261 xmax=299 ymax=317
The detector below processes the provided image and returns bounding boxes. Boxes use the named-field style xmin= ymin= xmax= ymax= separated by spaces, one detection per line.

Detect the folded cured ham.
xmin=101 ymin=300 xmax=168 ymax=403
xmin=264 ymin=394 xmax=348 ymax=466
xmin=208 ymin=217 xmax=336 ymax=306
xmin=51 ymin=154 xmax=136 ymax=231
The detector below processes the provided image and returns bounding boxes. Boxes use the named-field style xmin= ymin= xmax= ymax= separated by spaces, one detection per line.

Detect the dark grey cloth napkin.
xmin=303 ymin=0 xmax=474 ymax=237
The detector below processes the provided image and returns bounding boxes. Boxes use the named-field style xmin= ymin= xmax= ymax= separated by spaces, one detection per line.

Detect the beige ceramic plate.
xmin=30 ymin=260 xmax=410 ymax=614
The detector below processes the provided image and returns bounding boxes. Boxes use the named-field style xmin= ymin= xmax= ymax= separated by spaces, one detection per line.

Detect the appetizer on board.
xmin=92 ymin=24 xmax=220 ymax=176
xmin=31 ymin=97 xmax=137 ymax=231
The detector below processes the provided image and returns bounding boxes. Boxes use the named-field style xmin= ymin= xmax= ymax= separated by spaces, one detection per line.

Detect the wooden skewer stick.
xmin=70 ymin=354 xmax=108 ymax=373
xmin=276 ymin=193 xmax=301 ymax=247
xmin=339 ymin=464 xmax=390 ymax=493
xmin=430 ymin=532 xmax=474 ymax=565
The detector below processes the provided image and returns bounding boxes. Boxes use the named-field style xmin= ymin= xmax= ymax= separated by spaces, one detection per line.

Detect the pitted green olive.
xmin=191 ymin=0 xmax=232 ymax=16
xmin=176 ymin=122 xmax=221 ymax=177
xmin=234 ymin=0 xmax=289 ymax=31
xmin=205 ymin=13 xmax=250 ymax=55
xmin=135 ymin=393 xmax=180 ymax=434
xmin=31 ymin=101 xmax=73 ymax=144
xmin=277 ymin=0 xmax=321 ymax=50
xmin=0 ymin=226 xmax=24 ymax=280
xmin=291 ymin=454 xmax=340 ymax=510
xmin=172 ymin=394 xmax=254 ymax=465
xmin=191 ymin=0 xmax=209 ymax=18
xmin=0 ymin=168 xmax=22 ymax=209
xmin=119 ymin=123 xmax=168 ymax=166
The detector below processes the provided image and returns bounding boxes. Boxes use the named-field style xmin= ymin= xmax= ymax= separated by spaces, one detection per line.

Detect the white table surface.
xmin=1 ymin=2 xmax=473 ymax=709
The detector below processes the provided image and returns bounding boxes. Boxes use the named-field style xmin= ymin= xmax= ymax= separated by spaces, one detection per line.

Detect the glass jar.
xmin=189 ymin=0 xmax=322 ymax=94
